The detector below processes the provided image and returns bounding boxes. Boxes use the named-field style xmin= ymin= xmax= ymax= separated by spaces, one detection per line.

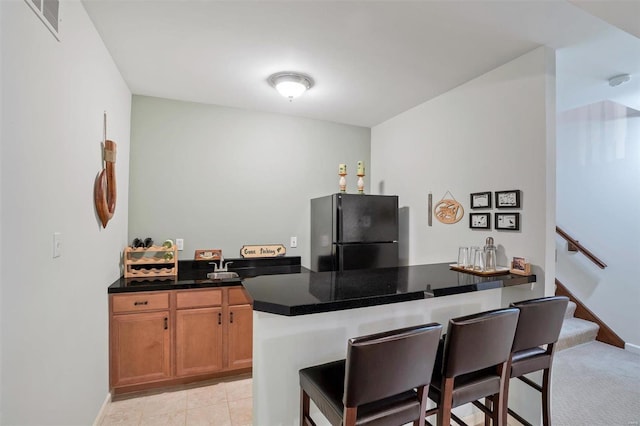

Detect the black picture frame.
xmin=470 ymin=192 xmax=492 ymax=209
xmin=469 ymin=213 xmax=491 ymax=229
xmin=495 ymin=212 xmax=520 ymax=231
xmin=495 ymin=190 xmax=521 ymax=208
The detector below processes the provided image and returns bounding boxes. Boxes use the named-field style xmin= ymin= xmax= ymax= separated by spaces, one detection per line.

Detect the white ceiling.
xmin=81 ymin=0 xmax=640 ymax=127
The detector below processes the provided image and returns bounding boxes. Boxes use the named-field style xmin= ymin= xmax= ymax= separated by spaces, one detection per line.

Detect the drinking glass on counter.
xmin=468 ymin=246 xmax=481 ymax=269
xmin=473 ymin=249 xmax=485 ymax=271
xmin=457 ymin=247 xmax=469 ymax=268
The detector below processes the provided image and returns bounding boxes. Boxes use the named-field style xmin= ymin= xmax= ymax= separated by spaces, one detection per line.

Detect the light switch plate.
xmin=290 ymin=236 xmax=297 ymax=248
xmin=53 ymin=232 xmax=61 ymax=258
xmin=176 ymin=238 xmax=184 ymax=251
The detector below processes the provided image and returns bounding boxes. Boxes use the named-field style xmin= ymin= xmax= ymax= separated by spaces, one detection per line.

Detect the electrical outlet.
xmin=176 ymin=238 xmax=184 ymax=251
xmin=290 ymin=236 xmax=297 ymax=248
xmin=53 ymin=232 xmax=61 ymax=258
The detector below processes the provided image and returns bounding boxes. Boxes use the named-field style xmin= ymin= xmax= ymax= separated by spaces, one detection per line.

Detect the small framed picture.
xmin=510 ymin=256 xmax=531 ymax=275
xmin=470 ymin=192 xmax=492 ymax=209
xmin=495 ymin=190 xmax=521 ymax=208
xmin=512 ymin=257 xmax=526 ymax=271
xmin=469 ymin=213 xmax=490 ymax=229
xmin=495 ymin=212 xmax=520 ymax=231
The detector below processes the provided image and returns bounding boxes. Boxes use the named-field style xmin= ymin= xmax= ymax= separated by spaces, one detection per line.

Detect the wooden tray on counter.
xmin=449 ymin=264 xmax=511 ymax=277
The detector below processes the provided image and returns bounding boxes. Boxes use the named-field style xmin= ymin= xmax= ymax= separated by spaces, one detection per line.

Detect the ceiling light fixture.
xmin=268 ymin=72 xmax=314 ymax=101
xmin=608 ymin=73 xmax=631 ymax=87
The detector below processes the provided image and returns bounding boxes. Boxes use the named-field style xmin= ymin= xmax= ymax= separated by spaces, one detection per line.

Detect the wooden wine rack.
xmin=124 ymin=245 xmax=178 ymax=278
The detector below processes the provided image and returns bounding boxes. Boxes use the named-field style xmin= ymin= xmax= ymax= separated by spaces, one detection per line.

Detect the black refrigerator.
xmin=310 ymin=193 xmax=399 ymax=272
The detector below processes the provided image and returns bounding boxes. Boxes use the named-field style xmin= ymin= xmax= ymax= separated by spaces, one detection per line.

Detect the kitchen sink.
xmin=206 ymin=271 xmax=239 ymax=280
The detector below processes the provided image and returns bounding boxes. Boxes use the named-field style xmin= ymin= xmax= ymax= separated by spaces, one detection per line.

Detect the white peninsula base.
xmin=252 ymin=286 xmax=542 ymax=426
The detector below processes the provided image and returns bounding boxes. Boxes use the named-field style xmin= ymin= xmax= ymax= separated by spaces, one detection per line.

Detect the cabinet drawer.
xmin=112 ymin=292 xmax=169 ymax=313
xmin=177 ymin=289 xmax=222 ymax=309
xmin=228 ymin=287 xmax=252 ymax=305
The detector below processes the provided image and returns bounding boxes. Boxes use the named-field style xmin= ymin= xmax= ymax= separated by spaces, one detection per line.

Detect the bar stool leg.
xmin=542 ymin=367 xmax=552 ymax=426
xmin=484 ymin=397 xmax=492 ymax=426
xmin=501 ymin=375 xmax=511 ymax=426
xmin=415 ymin=386 xmax=427 ymax=426
xmin=494 ymin=363 xmax=509 ymax=426
xmin=344 ymin=407 xmax=357 ymax=426
xmin=439 ymin=378 xmax=454 ymax=426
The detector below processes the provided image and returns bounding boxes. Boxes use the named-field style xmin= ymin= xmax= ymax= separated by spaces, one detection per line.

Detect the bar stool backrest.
xmin=343 ymin=323 xmax=443 ymax=407
xmin=510 ymin=296 xmax=569 ymax=352
xmin=443 ymin=308 xmax=520 ymax=378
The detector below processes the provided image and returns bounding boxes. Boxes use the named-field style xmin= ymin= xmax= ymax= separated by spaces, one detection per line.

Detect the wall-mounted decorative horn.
xmin=94 ymin=112 xmax=117 ymax=228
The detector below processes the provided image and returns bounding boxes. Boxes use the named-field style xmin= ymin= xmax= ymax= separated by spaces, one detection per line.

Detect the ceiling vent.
xmin=25 ymin=0 xmax=60 ymax=41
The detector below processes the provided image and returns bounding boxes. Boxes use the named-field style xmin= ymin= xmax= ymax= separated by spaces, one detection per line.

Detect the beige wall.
xmin=129 ymin=96 xmax=370 ymax=266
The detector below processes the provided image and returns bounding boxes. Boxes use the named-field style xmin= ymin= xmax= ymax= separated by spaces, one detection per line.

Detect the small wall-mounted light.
xmin=608 ymin=73 xmax=631 ymax=87
xmin=268 ymin=72 xmax=314 ymax=101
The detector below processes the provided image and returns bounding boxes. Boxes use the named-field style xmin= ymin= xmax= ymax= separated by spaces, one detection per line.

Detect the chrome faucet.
xmin=211 ymin=255 xmax=233 ymax=272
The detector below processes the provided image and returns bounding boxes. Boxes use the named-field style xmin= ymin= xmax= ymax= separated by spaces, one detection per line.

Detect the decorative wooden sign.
xmin=94 ymin=113 xmax=117 ymax=228
xmin=194 ymin=249 xmax=222 ymax=261
xmin=434 ymin=190 xmax=464 ymax=224
xmin=240 ymin=244 xmax=286 ymax=258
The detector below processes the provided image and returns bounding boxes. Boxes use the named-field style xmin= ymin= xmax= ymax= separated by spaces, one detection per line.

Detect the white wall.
xmin=129 ymin=96 xmax=370 ymax=266
xmin=556 ymin=101 xmax=640 ymax=347
xmin=371 ymin=47 xmax=556 ymax=298
xmin=0 ymin=1 xmax=4 ymax=420
xmin=370 ymin=48 xmax=556 ymax=423
xmin=1 ymin=1 xmax=131 ymax=424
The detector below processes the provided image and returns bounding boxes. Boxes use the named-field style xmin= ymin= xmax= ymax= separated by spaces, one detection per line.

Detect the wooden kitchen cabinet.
xmin=228 ymin=303 xmax=253 ymax=369
xmin=175 ymin=307 xmax=224 ymax=376
xmin=109 ymin=286 xmax=253 ymax=395
xmin=175 ymin=289 xmax=224 ymax=377
xmin=109 ymin=293 xmax=171 ymax=387
xmin=227 ymin=287 xmax=253 ymax=370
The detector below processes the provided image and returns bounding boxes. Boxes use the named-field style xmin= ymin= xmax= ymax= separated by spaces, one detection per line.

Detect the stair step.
xmin=557 ymin=317 xmax=599 ymax=351
xmin=564 ymin=301 xmax=577 ymax=319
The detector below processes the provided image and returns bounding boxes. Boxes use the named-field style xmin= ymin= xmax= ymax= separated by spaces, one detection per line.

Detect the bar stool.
xmin=299 ymin=323 xmax=443 ymax=426
xmin=426 ymin=307 xmax=520 ymax=426
xmin=488 ymin=296 xmax=569 ymax=426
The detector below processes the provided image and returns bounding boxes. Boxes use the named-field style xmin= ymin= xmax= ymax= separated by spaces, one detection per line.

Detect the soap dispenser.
xmin=484 ymin=237 xmax=497 ymax=272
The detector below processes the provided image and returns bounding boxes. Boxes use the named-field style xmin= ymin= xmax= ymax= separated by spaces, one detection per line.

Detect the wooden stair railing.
xmin=555 ymin=279 xmax=625 ymax=348
xmin=556 ymin=226 xmax=607 ymax=269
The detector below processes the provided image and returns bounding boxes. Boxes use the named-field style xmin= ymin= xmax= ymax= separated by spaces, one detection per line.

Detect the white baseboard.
xmin=625 ymin=342 xmax=640 ymax=355
xmin=93 ymin=392 xmax=111 ymax=426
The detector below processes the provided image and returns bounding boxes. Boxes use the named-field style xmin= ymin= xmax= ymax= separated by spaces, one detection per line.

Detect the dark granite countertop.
xmin=108 ymin=256 xmax=302 ymax=293
xmin=108 ymin=257 xmax=535 ymax=316
xmin=108 ymin=276 xmax=245 ymax=293
xmin=241 ymin=263 xmax=536 ymax=316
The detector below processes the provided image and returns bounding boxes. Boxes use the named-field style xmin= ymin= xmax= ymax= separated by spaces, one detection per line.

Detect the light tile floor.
xmin=100 ymin=374 xmax=252 ymax=426
xmin=99 ymin=373 xmax=507 ymax=426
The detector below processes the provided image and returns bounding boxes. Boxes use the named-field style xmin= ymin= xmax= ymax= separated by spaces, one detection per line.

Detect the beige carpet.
xmin=552 ymin=341 xmax=640 ymax=426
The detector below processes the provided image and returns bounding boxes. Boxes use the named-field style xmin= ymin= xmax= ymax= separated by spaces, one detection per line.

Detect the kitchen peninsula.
xmin=241 ymin=262 xmax=536 ymax=425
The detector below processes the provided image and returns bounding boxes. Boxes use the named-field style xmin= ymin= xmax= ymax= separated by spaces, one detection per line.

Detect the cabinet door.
xmin=227 ymin=304 xmax=253 ymax=370
xmin=110 ymin=311 xmax=171 ymax=387
xmin=175 ymin=307 xmax=223 ymax=377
